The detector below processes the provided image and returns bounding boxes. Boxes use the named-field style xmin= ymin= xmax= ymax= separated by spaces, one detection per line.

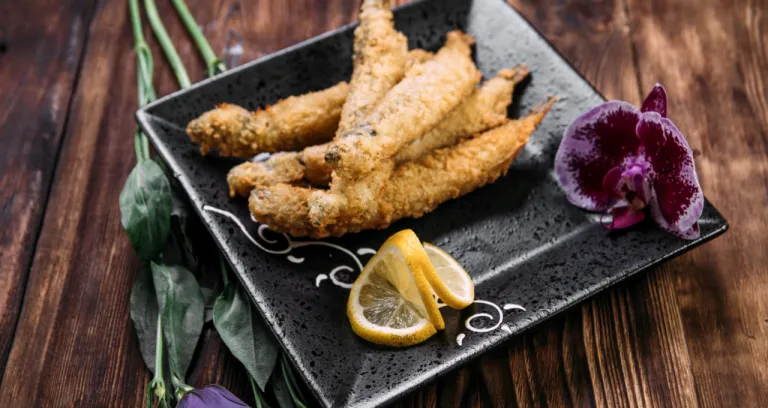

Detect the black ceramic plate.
xmin=137 ymin=0 xmax=727 ymax=406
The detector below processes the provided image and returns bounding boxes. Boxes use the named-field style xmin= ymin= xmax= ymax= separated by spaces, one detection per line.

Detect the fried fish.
xmin=249 ymin=100 xmax=554 ymax=238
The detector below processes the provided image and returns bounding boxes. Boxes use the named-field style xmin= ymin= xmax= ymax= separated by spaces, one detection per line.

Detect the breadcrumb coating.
xmin=187 ymin=82 xmax=348 ymax=157
xmin=249 ymin=100 xmax=554 ymax=237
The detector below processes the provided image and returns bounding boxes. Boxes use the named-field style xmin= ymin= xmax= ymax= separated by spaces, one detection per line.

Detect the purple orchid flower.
xmin=177 ymin=385 xmax=249 ymax=408
xmin=555 ymin=84 xmax=704 ymax=239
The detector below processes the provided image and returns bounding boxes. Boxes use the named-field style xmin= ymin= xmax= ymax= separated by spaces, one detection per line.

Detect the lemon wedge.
xmin=422 ymin=243 xmax=475 ymax=309
xmin=347 ymin=230 xmax=445 ymax=347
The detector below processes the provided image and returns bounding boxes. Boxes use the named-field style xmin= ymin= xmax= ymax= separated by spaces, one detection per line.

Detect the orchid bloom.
xmin=555 ymin=84 xmax=704 ymax=239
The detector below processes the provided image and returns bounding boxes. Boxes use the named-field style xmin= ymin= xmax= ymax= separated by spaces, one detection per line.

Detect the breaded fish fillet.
xmin=311 ymin=31 xmax=481 ymax=228
xmin=337 ymin=0 xmax=409 ymax=136
xmin=396 ymin=66 xmax=529 ymax=162
xmin=225 ymin=49 xmax=435 ymax=196
xmin=306 ymin=0 xmax=410 ymax=227
xmin=324 ymin=30 xmax=481 ymax=178
xmin=226 ymin=66 xmax=530 ymax=196
xmin=249 ymin=100 xmax=554 ymax=238
xmin=227 ymin=153 xmax=304 ymax=198
xmin=187 ymin=82 xmax=348 ymax=157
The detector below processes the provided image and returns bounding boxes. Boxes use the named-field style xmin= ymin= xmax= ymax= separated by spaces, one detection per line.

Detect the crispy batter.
xmin=396 ymin=65 xmax=529 ymax=162
xmin=305 ymin=0 xmax=411 ymax=227
xmin=249 ymin=100 xmax=554 ymax=238
xmin=337 ymin=0 xmax=409 ymax=136
xmin=227 ymin=153 xmax=305 ymax=197
xmin=226 ymin=66 xmax=529 ymax=196
xmin=187 ymin=82 xmax=349 ymax=157
xmin=225 ymin=49 xmax=432 ymax=196
xmin=311 ymin=31 xmax=481 ymax=228
xmin=324 ymin=30 xmax=481 ymax=178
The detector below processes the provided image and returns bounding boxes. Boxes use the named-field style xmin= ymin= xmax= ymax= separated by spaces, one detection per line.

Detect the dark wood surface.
xmin=0 ymin=0 xmax=766 ymax=406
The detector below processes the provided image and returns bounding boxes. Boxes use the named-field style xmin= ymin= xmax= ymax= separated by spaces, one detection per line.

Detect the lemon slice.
xmin=422 ymin=243 xmax=475 ymax=309
xmin=347 ymin=230 xmax=445 ymax=347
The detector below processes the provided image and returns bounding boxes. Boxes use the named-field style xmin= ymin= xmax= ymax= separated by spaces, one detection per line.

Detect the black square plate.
xmin=137 ymin=0 xmax=728 ymax=406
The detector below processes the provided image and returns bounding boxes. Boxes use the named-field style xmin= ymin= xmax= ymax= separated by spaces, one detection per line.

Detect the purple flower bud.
xmin=555 ymin=84 xmax=703 ymax=239
xmin=177 ymin=386 xmax=249 ymax=408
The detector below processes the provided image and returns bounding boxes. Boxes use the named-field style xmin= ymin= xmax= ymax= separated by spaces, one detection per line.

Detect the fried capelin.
xmin=226 ymin=65 xmax=529 ymax=196
xmin=225 ymin=49 xmax=434 ymax=196
xmin=227 ymin=153 xmax=305 ymax=197
xmin=336 ymin=0 xmax=409 ymax=136
xmin=187 ymin=82 xmax=348 ymax=158
xmin=303 ymin=0 xmax=411 ymax=226
xmin=324 ymin=30 xmax=482 ymax=178
xmin=249 ymin=99 xmax=555 ymax=238
xmin=310 ymin=30 xmax=482 ymax=228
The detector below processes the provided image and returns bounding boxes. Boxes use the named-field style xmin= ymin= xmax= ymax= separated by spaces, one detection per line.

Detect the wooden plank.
xmin=488 ymin=1 xmax=702 ymax=407
xmin=0 ymin=0 xmax=95 ymax=375
xmin=0 ymin=0 xmax=150 ymax=404
xmin=626 ymin=0 xmax=768 ymax=405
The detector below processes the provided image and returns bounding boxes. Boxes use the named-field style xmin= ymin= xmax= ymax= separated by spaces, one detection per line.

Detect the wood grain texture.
xmin=0 ymin=0 xmax=360 ymax=406
xmin=0 ymin=0 xmax=150 ymax=404
xmin=0 ymin=0 xmax=95 ymax=376
xmin=490 ymin=2 xmax=699 ymax=408
xmin=627 ymin=0 xmax=768 ymax=405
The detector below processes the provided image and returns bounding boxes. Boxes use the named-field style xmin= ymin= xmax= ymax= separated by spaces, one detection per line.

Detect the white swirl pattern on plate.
xmin=204 ymin=205 xmax=526 ymax=345
xmin=441 ymin=300 xmax=526 ymax=346
xmin=203 ymin=205 xmax=374 ymax=288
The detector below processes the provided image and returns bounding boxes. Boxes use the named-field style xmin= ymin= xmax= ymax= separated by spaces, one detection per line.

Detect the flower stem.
xmin=153 ymin=314 xmax=164 ymax=384
xmin=129 ymin=0 xmax=157 ymax=162
xmin=150 ymin=314 xmax=169 ymax=407
xmin=171 ymin=0 xmax=226 ymax=77
xmin=143 ymin=0 xmax=191 ymax=89
xmin=248 ymin=373 xmax=265 ymax=408
xmin=218 ymin=255 xmax=230 ymax=288
xmin=171 ymin=374 xmax=195 ymax=401
xmin=281 ymin=355 xmax=308 ymax=408
xmin=134 ymin=130 xmax=146 ymax=163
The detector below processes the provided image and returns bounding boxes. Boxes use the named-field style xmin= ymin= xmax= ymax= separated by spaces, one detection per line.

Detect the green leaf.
xmin=120 ymin=160 xmax=173 ymax=260
xmin=213 ymin=283 xmax=279 ymax=391
xmin=161 ymin=192 xmax=198 ymax=271
xmin=249 ymin=373 xmax=273 ymax=408
xmin=280 ymin=354 xmax=307 ymax=406
xmin=200 ymin=286 xmax=217 ymax=323
xmin=130 ymin=266 xmax=159 ymax=374
xmin=151 ymin=262 xmax=204 ymax=381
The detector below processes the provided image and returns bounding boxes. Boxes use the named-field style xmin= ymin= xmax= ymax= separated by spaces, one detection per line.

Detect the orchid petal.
xmin=637 ymin=112 xmax=704 ymax=239
xmin=603 ymin=204 xmax=646 ymax=230
xmin=641 ymin=83 xmax=668 ymax=118
xmin=555 ymin=101 xmax=642 ymax=211
xmin=602 ymin=166 xmax=624 ymax=197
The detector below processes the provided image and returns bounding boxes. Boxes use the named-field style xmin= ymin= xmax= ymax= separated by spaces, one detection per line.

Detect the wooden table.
xmin=1 ymin=0 xmax=766 ymax=406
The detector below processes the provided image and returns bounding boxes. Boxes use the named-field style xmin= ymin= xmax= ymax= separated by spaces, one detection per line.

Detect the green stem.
xmin=134 ymin=130 xmax=146 ymax=162
xmin=145 ymin=380 xmax=153 ymax=408
xmin=141 ymin=132 xmax=151 ymax=160
xmin=151 ymin=315 xmax=169 ymax=406
xmin=171 ymin=0 xmax=226 ymax=76
xmin=281 ymin=356 xmax=308 ymax=408
xmin=129 ymin=0 xmax=155 ymax=162
xmin=171 ymin=374 xmax=195 ymax=401
xmin=144 ymin=0 xmax=191 ymax=88
xmin=248 ymin=374 xmax=264 ymax=408
xmin=153 ymin=314 xmax=165 ymax=384
xmin=219 ymin=255 xmax=230 ymax=287
xmin=129 ymin=0 xmax=146 ymax=46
